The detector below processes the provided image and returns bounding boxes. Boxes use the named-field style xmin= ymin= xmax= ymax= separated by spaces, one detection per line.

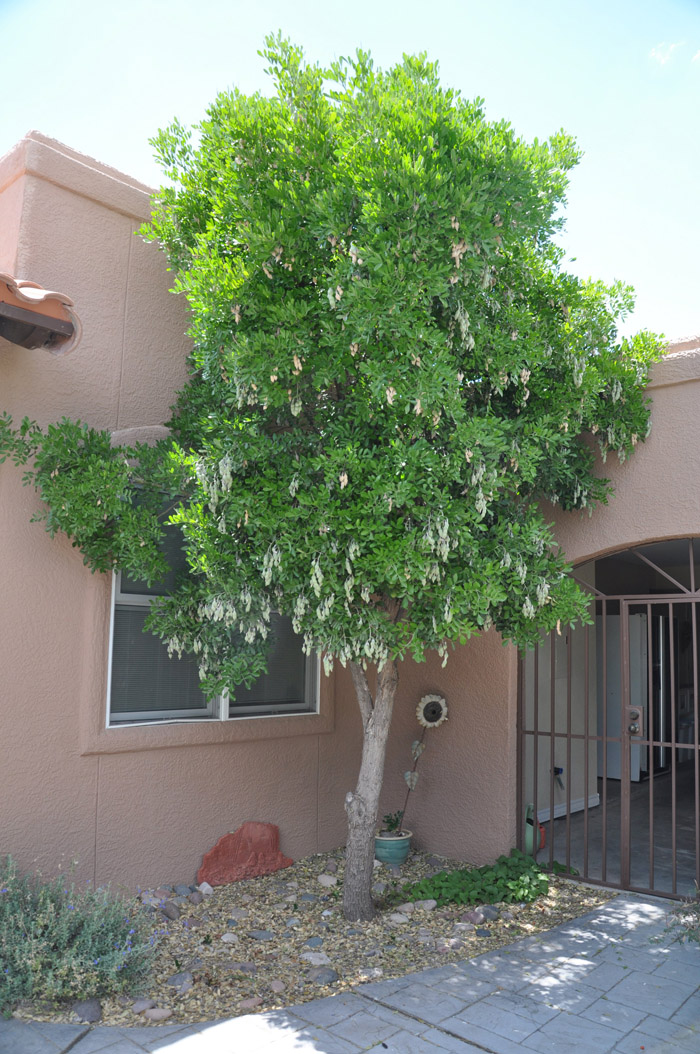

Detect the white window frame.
xmin=106 ymin=572 xmax=320 ymax=727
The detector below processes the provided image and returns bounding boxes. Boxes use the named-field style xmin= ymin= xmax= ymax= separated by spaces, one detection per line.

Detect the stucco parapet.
xmin=0 ymin=131 xmax=154 ymax=221
xmin=0 ymin=137 xmax=28 ymax=197
xmin=649 ymin=339 xmax=700 ymax=390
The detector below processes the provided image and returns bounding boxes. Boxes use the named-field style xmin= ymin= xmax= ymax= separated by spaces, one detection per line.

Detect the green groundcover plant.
xmin=0 ymin=857 xmax=154 ymax=1014
xmin=660 ymin=893 xmax=700 ymax=946
xmin=398 ymin=848 xmax=549 ymax=906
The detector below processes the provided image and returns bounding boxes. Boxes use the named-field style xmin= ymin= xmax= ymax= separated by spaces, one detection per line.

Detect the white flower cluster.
xmin=470 ymin=462 xmax=485 ymax=486
xmin=200 ymin=595 xmax=235 ymax=624
xmin=536 ymin=579 xmax=550 ymax=606
xmin=262 ymin=543 xmax=282 ymax=585
xmin=436 ymin=517 xmax=450 ymax=561
xmin=195 ymin=459 xmax=220 ymax=513
xmin=292 ymin=594 xmax=309 ymax=634
xmin=310 ymin=556 xmax=324 ymax=597
xmin=219 ymin=454 xmax=233 ymax=492
xmin=423 ymin=517 xmax=451 ymax=561
xmin=316 ymin=595 xmax=334 ymax=621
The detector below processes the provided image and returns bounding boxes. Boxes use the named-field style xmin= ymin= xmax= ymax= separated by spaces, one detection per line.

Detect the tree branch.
xmin=349 ymin=661 xmax=373 ymax=729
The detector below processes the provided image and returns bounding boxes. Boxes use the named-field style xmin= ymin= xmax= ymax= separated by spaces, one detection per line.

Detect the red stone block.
xmin=197 ymin=821 xmax=293 ymax=886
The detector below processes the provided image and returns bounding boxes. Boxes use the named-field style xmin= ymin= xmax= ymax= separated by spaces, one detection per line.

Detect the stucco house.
xmin=2 ymin=132 xmax=699 ymax=901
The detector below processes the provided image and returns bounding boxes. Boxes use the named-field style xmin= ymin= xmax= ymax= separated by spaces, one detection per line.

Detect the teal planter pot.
xmin=374 ymin=830 xmax=412 ymax=866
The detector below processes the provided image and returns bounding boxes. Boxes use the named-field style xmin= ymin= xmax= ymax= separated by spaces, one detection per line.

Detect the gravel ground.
xmin=14 ymin=849 xmax=616 ymax=1028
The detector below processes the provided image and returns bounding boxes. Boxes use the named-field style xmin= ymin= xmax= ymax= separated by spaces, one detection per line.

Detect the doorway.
xmin=518 ymin=539 xmax=700 ymax=898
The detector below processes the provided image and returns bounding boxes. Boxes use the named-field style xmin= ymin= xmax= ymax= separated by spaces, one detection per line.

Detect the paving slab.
xmin=3 ymin=893 xmax=698 ymax=1054
xmin=0 ymin=1020 xmax=89 ymax=1054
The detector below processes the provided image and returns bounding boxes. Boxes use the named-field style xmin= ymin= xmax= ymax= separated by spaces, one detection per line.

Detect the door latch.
xmin=627 ymin=706 xmax=643 ymax=737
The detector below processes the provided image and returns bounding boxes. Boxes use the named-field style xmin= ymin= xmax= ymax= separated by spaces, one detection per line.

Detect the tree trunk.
xmin=343 ymin=658 xmax=399 ymax=921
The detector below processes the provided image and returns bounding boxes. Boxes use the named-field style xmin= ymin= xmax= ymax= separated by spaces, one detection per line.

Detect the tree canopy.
xmin=0 ymin=36 xmax=663 ymax=918
xmin=142 ymin=39 xmax=660 ymax=690
xmin=2 ymin=39 xmax=661 ymax=691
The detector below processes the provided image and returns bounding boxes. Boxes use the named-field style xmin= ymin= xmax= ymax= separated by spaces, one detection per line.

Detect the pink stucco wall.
xmin=549 ymin=340 xmax=700 ymax=566
xmin=2 ymin=132 xmax=696 ymax=892
xmin=0 ymin=134 xmax=517 ymax=889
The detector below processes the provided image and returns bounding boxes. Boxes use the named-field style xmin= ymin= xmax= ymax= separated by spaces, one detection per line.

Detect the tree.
xmin=1 ymin=37 xmax=662 ymax=920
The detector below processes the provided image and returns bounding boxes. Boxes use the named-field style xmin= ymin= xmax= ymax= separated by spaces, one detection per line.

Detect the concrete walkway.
xmin=2 ymin=893 xmax=698 ymax=1053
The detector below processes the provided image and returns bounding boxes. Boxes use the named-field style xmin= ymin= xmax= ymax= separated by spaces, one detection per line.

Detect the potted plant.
xmin=374 ymin=694 xmax=448 ymax=866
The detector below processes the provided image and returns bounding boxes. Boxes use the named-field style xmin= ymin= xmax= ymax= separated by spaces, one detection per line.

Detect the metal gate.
xmin=518 ymin=540 xmax=700 ymax=898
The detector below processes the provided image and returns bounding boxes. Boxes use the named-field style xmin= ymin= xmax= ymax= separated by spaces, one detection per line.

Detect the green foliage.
xmin=0 ymin=857 xmax=155 ymax=1013
xmin=382 ymin=811 xmax=405 ymax=833
xmin=660 ymin=892 xmax=700 ymax=945
xmin=399 ymin=848 xmax=549 ymax=906
xmin=0 ymin=36 xmax=664 ymax=698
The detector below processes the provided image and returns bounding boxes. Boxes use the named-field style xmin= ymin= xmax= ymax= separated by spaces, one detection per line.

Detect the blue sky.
xmin=1 ymin=0 xmax=698 ymax=340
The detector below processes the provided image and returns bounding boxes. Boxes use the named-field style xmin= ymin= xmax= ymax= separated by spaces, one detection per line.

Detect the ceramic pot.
xmin=374 ymin=830 xmax=412 ymax=866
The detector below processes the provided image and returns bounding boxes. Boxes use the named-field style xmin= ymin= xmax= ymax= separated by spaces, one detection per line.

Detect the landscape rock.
xmin=144 ymin=1008 xmax=173 ymax=1022
xmin=387 ymin=912 xmax=410 ymax=925
xmin=285 ymin=916 xmax=301 ymax=928
xmin=222 ymin=961 xmax=257 ymax=974
xmin=197 ymin=822 xmax=293 ymax=886
xmin=307 ymin=966 xmax=339 ymax=985
xmin=475 ymin=927 xmax=492 ymax=937
xmin=174 ymin=884 xmax=192 ymax=897
xmin=318 ymin=874 xmax=337 ymax=887
xmin=481 ymin=905 xmax=500 ymax=921
xmin=188 ymin=890 xmax=204 ymax=905
xmin=304 ymin=936 xmax=323 ymax=947
xmin=436 ymin=937 xmax=464 ymax=952
xmin=160 ymin=901 xmax=180 ymax=921
xmin=167 ymin=971 xmax=193 ymax=994
xmin=299 ymin=893 xmax=318 ymax=903
xmin=358 ymin=966 xmax=383 ymax=980
xmin=269 ymin=979 xmax=286 ymax=993
xmin=239 ymin=996 xmax=264 ymax=1010
xmin=462 ymin=908 xmax=485 ymax=925
xmin=248 ymin=929 xmax=275 ymax=941
xmin=396 ymin=902 xmax=415 ymax=913
xmin=227 ymin=907 xmax=249 ymax=921
xmin=221 ymin=932 xmax=239 ymax=944
xmin=72 ymin=998 xmax=102 ymax=1023
xmin=415 ymin=899 xmax=437 ymax=911
xmin=131 ymin=998 xmax=156 ymax=1014
xmin=325 ymin=860 xmax=338 ymax=873
xmin=300 ymin=951 xmax=331 ymax=966
xmin=198 ymin=881 xmax=214 ymax=895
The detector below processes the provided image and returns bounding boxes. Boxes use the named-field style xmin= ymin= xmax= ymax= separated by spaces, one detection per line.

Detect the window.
xmin=107 ymin=526 xmax=318 ymax=726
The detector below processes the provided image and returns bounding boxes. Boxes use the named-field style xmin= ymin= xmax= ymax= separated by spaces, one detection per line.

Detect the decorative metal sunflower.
xmin=416 ymin=694 xmax=448 ymax=728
